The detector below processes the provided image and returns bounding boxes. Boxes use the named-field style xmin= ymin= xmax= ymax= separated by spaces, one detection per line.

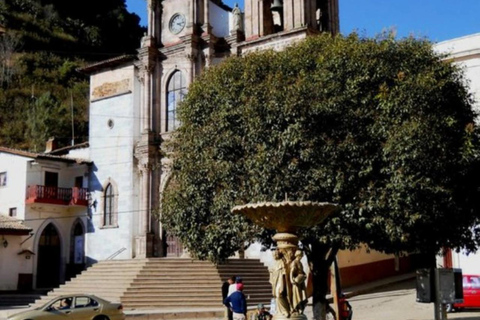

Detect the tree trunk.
xmin=303 ymin=240 xmax=338 ymax=320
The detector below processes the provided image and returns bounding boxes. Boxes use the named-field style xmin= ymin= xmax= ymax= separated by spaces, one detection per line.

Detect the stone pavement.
xmin=0 ymin=272 xmax=415 ymax=320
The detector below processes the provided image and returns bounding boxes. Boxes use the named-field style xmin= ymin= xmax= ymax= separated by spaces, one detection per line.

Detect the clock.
xmin=169 ymin=13 xmax=186 ymax=34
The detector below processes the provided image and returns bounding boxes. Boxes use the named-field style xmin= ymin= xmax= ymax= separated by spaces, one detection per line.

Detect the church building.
xmin=82 ymin=0 xmax=339 ymax=261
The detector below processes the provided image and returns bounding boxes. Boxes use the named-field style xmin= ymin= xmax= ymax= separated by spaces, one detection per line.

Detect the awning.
xmin=0 ymin=215 xmax=32 ymax=236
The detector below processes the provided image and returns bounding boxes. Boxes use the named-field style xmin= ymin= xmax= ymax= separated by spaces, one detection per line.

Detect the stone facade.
xmin=83 ymin=0 xmax=339 ymax=261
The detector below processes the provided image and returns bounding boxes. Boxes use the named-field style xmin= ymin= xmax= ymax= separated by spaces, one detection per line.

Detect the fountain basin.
xmin=231 ymin=201 xmax=340 ymax=233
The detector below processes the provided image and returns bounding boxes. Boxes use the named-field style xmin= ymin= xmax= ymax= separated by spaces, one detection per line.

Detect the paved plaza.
xmin=2 ymin=278 xmax=479 ymax=320
xmin=348 ymin=280 xmax=480 ymax=320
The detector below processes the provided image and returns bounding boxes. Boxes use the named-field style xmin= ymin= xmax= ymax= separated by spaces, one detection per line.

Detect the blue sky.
xmin=125 ymin=0 xmax=480 ymax=42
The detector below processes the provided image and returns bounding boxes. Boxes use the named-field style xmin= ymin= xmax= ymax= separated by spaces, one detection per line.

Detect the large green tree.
xmin=162 ymin=33 xmax=480 ymax=318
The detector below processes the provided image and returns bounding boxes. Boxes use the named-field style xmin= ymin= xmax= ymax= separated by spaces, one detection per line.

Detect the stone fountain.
xmin=232 ymin=201 xmax=340 ymax=320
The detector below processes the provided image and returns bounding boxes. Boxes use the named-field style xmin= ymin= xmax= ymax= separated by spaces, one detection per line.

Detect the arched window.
xmin=166 ymin=70 xmax=186 ymax=131
xmin=104 ymin=183 xmax=115 ymax=226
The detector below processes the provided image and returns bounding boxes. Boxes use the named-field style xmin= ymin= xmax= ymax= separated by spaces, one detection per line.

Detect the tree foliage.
xmin=0 ymin=0 xmax=145 ymax=150
xmin=162 ymin=33 xmax=480 ymax=261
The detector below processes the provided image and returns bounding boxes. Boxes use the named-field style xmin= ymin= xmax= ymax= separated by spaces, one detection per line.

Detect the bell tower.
xmin=244 ymin=0 xmax=338 ymax=40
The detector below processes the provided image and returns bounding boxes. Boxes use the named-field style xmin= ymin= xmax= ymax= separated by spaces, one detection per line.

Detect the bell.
xmin=271 ymin=0 xmax=283 ymax=13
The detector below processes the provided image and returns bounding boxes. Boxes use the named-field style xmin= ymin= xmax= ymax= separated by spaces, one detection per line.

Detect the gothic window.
xmin=103 ymin=183 xmax=116 ymax=227
xmin=166 ymin=70 xmax=186 ymax=132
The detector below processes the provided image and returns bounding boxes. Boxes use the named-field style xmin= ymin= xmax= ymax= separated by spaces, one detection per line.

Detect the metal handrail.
xmin=106 ymin=247 xmax=126 ymax=260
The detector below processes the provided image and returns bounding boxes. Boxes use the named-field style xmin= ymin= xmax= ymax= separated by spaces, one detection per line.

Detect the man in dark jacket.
xmin=224 ymin=283 xmax=247 ymax=320
xmin=222 ymin=276 xmax=236 ymax=320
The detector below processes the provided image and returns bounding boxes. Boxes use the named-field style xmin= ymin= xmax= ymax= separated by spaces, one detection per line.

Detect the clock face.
xmin=169 ymin=13 xmax=186 ymax=34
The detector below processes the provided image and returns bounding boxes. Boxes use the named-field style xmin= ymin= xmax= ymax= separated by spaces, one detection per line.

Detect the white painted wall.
xmin=66 ymin=147 xmax=90 ymax=161
xmin=435 ymin=34 xmax=480 ymax=274
xmin=0 ymin=152 xmax=89 ymax=290
xmin=0 ymin=153 xmax=29 ymax=220
xmin=0 ymin=235 xmax=31 ymax=290
xmin=210 ymin=1 xmax=231 ymax=38
xmin=87 ymin=64 xmax=140 ymax=261
xmin=435 ymin=33 xmax=480 ymax=116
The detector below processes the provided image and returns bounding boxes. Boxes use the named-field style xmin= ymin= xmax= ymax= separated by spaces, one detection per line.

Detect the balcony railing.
xmin=26 ymin=185 xmax=89 ymax=206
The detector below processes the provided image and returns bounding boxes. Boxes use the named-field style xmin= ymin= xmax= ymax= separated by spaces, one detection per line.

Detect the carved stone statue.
xmin=232 ymin=201 xmax=340 ymax=320
xmin=231 ymin=3 xmax=243 ymax=33
xmin=290 ymin=250 xmax=308 ymax=314
xmin=270 ymin=250 xmax=290 ymax=317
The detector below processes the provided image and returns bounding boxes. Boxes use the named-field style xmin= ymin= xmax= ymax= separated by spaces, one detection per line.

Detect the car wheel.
xmin=446 ymin=304 xmax=455 ymax=313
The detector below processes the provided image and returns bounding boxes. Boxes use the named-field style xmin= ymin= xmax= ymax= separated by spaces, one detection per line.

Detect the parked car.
xmin=7 ymin=294 xmax=125 ymax=320
xmin=447 ymin=274 xmax=480 ymax=312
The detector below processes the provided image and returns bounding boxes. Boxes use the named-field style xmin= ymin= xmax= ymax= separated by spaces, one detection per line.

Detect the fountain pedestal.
xmin=232 ymin=201 xmax=340 ymax=320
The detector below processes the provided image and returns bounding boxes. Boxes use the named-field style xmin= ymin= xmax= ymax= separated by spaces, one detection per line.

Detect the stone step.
xmin=122 ymin=298 xmax=270 ymax=308
xmin=133 ymin=275 xmax=266 ymax=280
xmin=122 ymin=292 xmax=270 ymax=300
xmin=58 ymin=282 xmax=132 ymax=288
xmin=132 ymin=271 xmax=220 ymax=276
xmin=125 ymin=284 xmax=271 ymax=290
xmin=32 ymin=258 xmax=272 ymax=311
xmin=78 ymin=270 xmax=142 ymax=275
xmin=122 ymin=298 xmax=270 ymax=306
xmin=0 ymin=294 xmax=43 ymax=307
xmin=124 ymin=309 xmax=224 ymax=320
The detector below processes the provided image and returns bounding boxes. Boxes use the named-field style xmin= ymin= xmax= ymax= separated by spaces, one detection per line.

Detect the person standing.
xmin=224 ymin=283 xmax=247 ymax=320
xmin=223 ymin=276 xmax=236 ymax=320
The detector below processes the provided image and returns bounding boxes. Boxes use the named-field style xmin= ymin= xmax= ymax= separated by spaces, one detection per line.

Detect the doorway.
xmin=37 ymin=223 xmax=61 ymax=288
xmin=44 ymin=171 xmax=59 ymax=200
xmin=67 ymin=221 xmax=85 ymax=280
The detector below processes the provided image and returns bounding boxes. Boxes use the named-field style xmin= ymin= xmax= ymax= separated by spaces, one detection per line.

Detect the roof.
xmin=78 ymin=54 xmax=136 ymax=75
xmin=0 ymin=146 xmax=92 ymax=165
xmin=0 ymin=215 xmax=32 ymax=235
xmin=47 ymin=142 xmax=89 ymax=156
xmin=212 ymin=0 xmax=233 ymax=11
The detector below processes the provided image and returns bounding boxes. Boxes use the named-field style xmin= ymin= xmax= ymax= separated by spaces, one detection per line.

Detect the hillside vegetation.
xmin=0 ymin=0 xmax=145 ymax=150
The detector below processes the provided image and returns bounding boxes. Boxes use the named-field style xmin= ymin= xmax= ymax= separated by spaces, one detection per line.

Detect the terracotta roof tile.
xmin=0 ymin=215 xmax=32 ymax=234
xmin=0 ymin=146 xmax=92 ymax=165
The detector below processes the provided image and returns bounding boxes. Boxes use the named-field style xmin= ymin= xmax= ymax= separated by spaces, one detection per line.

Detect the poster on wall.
xmin=74 ymin=236 xmax=84 ymax=264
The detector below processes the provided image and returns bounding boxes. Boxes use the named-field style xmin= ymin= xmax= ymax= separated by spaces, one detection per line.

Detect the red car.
xmin=448 ymin=274 xmax=480 ymax=312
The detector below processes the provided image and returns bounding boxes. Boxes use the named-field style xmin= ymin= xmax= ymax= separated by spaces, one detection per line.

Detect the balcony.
xmin=26 ymin=185 xmax=89 ymax=206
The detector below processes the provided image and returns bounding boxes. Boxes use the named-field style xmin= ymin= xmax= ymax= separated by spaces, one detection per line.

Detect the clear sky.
xmin=125 ymin=0 xmax=480 ymax=43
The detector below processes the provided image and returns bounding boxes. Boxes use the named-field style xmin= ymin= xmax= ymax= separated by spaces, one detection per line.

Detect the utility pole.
xmin=70 ymin=91 xmax=75 ymax=146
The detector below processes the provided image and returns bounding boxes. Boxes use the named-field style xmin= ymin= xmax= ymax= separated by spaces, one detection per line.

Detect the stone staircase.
xmin=30 ymin=258 xmax=272 ymax=311
xmin=30 ymin=259 xmax=147 ymax=308
xmin=0 ymin=292 xmax=45 ymax=307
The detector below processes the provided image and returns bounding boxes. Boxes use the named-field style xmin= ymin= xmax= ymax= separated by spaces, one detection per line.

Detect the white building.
xmin=0 ymin=145 xmax=90 ymax=290
xmin=435 ymin=34 xmax=480 ymax=274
